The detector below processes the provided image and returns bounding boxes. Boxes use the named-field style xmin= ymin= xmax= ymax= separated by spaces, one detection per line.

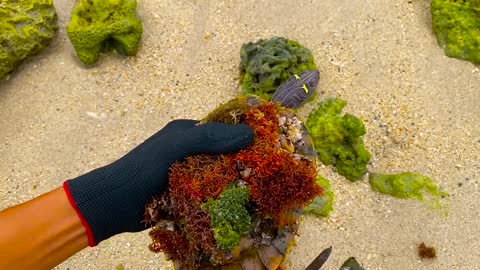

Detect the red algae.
xmin=144 ymin=98 xmax=321 ymax=269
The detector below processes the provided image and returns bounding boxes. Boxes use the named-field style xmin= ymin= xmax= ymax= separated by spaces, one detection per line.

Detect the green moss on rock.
xmin=431 ymin=0 xmax=480 ymax=64
xmin=306 ymin=98 xmax=371 ymax=181
xmin=239 ymin=36 xmax=317 ymax=101
xmin=200 ymin=97 xmax=250 ymax=125
xmin=202 ymin=185 xmax=251 ymax=250
xmin=0 ymin=0 xmax=58 ymax=79
xmin=303 ymin=176 xmax=334 ymax=217
xmin=66 ymin=0 xmax=143 ymax=65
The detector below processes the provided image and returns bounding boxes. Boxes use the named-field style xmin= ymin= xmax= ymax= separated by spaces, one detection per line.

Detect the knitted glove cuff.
xmin=63 ymin=182 xmax=96 ymax=246
xmin=62 ymin=161 xmax=148 ymax=246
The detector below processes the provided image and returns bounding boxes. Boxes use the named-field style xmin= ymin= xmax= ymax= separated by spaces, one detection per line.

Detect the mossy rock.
xmin=431 ymin=0 xmax=480 ymax=64
xmin=66 ymin=0 xmax=143 ymax=65
xmin=239 ymin=36 xmax=318 ymax=101
xmin=0 ymin=0 xmax=58 ymax=79
xmin=144 ymin=72 xmax=322 ymax=269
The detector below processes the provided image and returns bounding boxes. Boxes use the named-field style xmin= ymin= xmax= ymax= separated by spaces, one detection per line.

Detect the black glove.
xmin=63 ymin=120 xmax=254 ymax=246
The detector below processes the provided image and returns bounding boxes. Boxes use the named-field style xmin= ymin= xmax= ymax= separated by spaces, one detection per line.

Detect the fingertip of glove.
xmin=194 ymin=122 xmax=254 ymax=153
xmin=214 ymin=123 xmax=254 ymax=152
xmin=231 ymin=123 xmax=254 ymax=147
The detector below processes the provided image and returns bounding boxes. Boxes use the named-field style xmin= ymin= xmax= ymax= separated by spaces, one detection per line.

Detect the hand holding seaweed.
xmin=64 ymin=120 xmax=253 ymax=246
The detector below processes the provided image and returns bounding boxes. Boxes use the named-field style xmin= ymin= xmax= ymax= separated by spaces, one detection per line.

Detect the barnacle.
xmin=66 ymin=0 xmax=143 ymax=65
xmin=0 ymin=0 xmax=58 ymax=79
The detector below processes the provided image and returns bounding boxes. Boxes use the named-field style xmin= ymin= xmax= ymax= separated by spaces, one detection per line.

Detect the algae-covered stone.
xmin=66 ymin=0 xmax=143 ymax=65
xmin=306 ymin=98 xmax=371 ymax=181
xmin=431 ymin=0 xmax=480 ymax=64
xmin=303 ymin=176 xmax=334 ymax=217
xmin=0 ymin=0 xmax=58 ymax=79
xmin=239 ymin=36 xmax=317 ymax=101
xmin=340 ymin=257 xmax=365 ymax=270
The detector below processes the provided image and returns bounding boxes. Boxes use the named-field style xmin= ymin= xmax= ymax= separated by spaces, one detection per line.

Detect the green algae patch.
xmin=303 ymin=176 xmax=334 ymax=217
xmin=202 ymin=185 xmax=251 ymax=250
xmin=369 ymin=172 xmax=447 ymax=200
xmin=431 ymin=0 xmax=480 ymax=64
xmin=66 ymin=0 xmax=143 ymax=65
xmin=239 ymin=36 xmax=317 ymax=101
xmin=369 ymin=172 xmax=448 ymax=213
xmin=0 ymin=0 xmax=58 ymax=79
xmin=306 ymin=98 xmax=371 ymax=181
xmin=200 ymin=96 xmax=250 ymax=125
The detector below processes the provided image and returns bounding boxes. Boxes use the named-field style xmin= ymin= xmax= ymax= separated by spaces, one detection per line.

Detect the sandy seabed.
xmin=1 ymin=0 xmax=479 ymax=269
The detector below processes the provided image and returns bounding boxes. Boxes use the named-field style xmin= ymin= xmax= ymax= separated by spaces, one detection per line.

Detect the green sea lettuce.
xmin=306 ymin=98 xmax=371 ymax=181
xmin=369 ymin=172 xmax=448 ymax=200
xmin=431 ymin=0 xmax=480 ymax=64
xmin=239 ymin=36 xmax=317 ymax=100
xmin=0 ymin=0 xmax=58 ymax=79
xmin=66 ymin=0 xmax=143 ymax=65
xmin=303 ymin=176 xmax=334 ymax=217
xmin=202 ymin=185 xmax=251 ymax=250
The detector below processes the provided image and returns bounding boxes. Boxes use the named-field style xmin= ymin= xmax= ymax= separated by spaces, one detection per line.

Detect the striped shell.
xmin=271 ymin=70 xmax=320 ymax=109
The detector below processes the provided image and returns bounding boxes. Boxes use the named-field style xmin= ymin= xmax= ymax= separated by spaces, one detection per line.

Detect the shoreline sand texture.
xmin=1 ymin=0 xmax=479 ymax=269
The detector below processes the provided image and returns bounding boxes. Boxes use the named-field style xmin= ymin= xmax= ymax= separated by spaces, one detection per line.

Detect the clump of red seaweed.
xmin=144 ymin=97 xmax=322 ymax=269
xmin=418 ymin=242 xmax=436 ymax=259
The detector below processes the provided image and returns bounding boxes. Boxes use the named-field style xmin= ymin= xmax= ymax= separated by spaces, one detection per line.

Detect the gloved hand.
xmin=63 ymin=120 xmax=254 ymax=246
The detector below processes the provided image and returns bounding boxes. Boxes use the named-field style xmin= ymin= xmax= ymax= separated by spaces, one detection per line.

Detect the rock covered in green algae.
xmin=239 ymin=36 xmax=317 ymax=101
xmin=0 ymin=0 xmax=58 ymax=79
xmin=306 ymin=98 xmax=371 ymax=181
xmin=340 ymin=257 xmax=365 ymax=270
xmin=369 ymin=172 xmax=448 ymax=201
xmin=202 ymin=185 xmax=251 ymax=250
xmin=66 ymin=0 xmax=143 ymax=65
xmin=303 ymin=176 xmax=334 ymax=217
xmin=431 ymin=0 xmax=480 ymax=64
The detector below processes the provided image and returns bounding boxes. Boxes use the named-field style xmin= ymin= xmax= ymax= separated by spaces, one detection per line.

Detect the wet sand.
xmin=1 ymin=0 xmax=479 ymax=269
